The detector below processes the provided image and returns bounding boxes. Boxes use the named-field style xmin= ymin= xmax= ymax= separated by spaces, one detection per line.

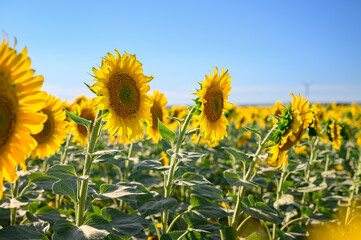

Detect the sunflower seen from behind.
xmin=0 ymin=37 xmax=47 ymax=199
xmin=92 ymin=50 xmax=153 ymax=141
xmin=146 ymin=90 xmax=168 ymax=144
xmin=71 ymin=98 xmax=97 ymax=147
xmin=194 ymin=67 xmax=232 ymax=147
xmin=31 ymin=94 xmax=67 ymax=160
xmin=268 ymin=93 xmax=313 ymax=168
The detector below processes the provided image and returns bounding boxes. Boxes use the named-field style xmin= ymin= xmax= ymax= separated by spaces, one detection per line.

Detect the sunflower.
xmin=70 ymin=98 xmax=97 ymax=147
xmin=194 ymin=67 xmax=232 ymax=146
xmin=323 ymin=118 xmax=342 ymax=150
xmin=268 ymin=93 xmax=313 ymax=168
xmin=31 ymin=94 xmax=67 ymax=159
xmin=166 ymin=105 xmax=188 ymax=131
xmin=146 ymin=90 xmax=168 ymax=143
xmin=92 ymin=50 xmax=153 ymax=141
xmin=70 ymin=95 xmax=88 ymax=111
xmin=0 ymin=37 xmax=47 ymax=199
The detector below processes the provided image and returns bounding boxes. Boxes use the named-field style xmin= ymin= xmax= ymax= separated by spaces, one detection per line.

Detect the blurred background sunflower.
xmin=146 ymin=90 xmax=168 ymax=144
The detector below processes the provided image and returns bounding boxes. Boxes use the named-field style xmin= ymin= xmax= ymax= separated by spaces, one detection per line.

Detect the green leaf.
xmin=101 ymin=208 xmax=150 ymax=237
xmin=185 ymin=128 xmax=200 ymax=135
xmin=222 ymin=147 xmax=247 ymax=161
xmin=65 ymin=109 xmax=91 ymax=128
xmin=52 ymin=180 xmax=78 ymax=203
xmin=245 ymin=232 xmax=263 ymax=240
xmin=183 ymin=212 xmax=220 ymax=232
xmin=133 ymin=159 xmax=169 ymax=172
xmin=190 ymin=195 xmax=230 ymax=219
xmin=28 ymin=206 xmax=66 ymax=226
xmin=0 ymin=222 xmax=50 ymax=240
xmin=28 ymin=172 xmax=58 ymax=190
xmin=240 ymin=201 xmax=282 ymax=224
xmin=97 ymin=183 xmax=149 ymax=200
xmin=158 ymin=120 xmax=176 ymax=142
xmin=53 ymin=219 xmax=110 ymax=240
xmin=175 ymin=172 xmax=212 ymax=186
xmin=244 ymin=126 xmax=262 ymax=137
xmin=257 ymin=167 xmax=281 ymax=178
xmin=138 ymin=197 xmax=178 ymax=216
xmin=297 ymin=182 xmax=327 ymax=193
xmin=273 ymin=194 xmax=294 ymax=209
xmin=223 ymin=171 xmax=257 ymax=188
xmin=192 ymin=185 xmax=229 ymax=202
xmin=46 ymin=164 xmax=85 ymax=181
xmin=0 ymin=196 xmax=29 ymax=209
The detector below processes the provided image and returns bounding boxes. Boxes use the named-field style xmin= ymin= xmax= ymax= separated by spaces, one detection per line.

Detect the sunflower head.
xmin=31 ymin=94 xmax=68 ymax=159
xmin=92 ymin=50 xmax=153 ymax=141
xmin=323 ymin=118 xmax=342 ymax=150
xmin=71 ymin=98 xmax=97 ymax=147
xmin=0 ymin=37 xmax=47 ymax=199
xmin=194 ymin=67 xmax=232 ymax=146
xmin=268 ymin=93 xmax=313 ymax=168
xmin=146 ymin=90 xmax=168 ymax=144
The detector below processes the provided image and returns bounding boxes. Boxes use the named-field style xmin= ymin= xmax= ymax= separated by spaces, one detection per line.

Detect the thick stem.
xmin=10 ymin=166 xmax=20 ymax=226
xmin=273 ymin=163 xmax=288 ymax=240
xmin=76 ymin=110 xmax=103 ymax=226
xmin=124 ymin=141 xmax=134 ymax=182
xmin=231 ymin=125 xmax=278 ymax=228
xmin=162 ymin=106 xmax=195 ymax=234
xmin=345 ymin=147 xmax=361 ymax=225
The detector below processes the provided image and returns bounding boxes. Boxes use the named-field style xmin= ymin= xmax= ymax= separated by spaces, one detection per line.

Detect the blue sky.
xmin=1 ymin=0 xmax=361 ymax=105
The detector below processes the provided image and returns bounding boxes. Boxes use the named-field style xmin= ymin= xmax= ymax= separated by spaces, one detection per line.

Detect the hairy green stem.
xmin=162 ymin=106 xmax=195 ymax=234
xmin=231 ymin=125 xmax=278 ymax=228
xmin=76 ymin=110 xmax=103 ymax=226
xmin=272 ymin=163 xmax=288 ymax=240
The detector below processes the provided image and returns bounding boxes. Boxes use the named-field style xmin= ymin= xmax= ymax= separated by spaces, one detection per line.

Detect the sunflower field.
xmin=1 ymin=37 xmax=361 ymax=240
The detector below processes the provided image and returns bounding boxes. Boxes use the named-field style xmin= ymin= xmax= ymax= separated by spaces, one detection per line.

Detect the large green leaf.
xmin=65 ymin=109 xmax=91 ymax=129
xmin=223 ymin=171 xmax=256 ymax=188
xmin=46 ymin=164 xmax=85 ymax=181
xmin=133 ymin=159 xmax=169 ymax=172
xmin=138 ymin=197 xmax=178 ymax=216
xmin=240 ymin=200 xmax=282 ymax=224
xmin=101 ymin=208 xmax=150 ymax=237
xmin=97 ymin=183 xmax=149 ymax=201
xmin=175 ymin=172 xmax=212 ymax=186
xmin=192 ymin=185 xmax=230 ymax=202
xmin=222 ymin=147 xmax=247 ymax=161
xmin=190 ymin=194 xmax=230 ymax=219
xmin=0 ymin=222 xmax=50 ymax=240
xmin=0 ymin=196 xmax=29 ymax=209
xmin=28 ymin=172 xmax=58 ymax=190
xmin=53 ymin=219 xmax=110 ymax=240
xmin=52 ymin=180 xmax=78 ymax=203
xmin=158 ymin=120 xmax=176 ymax=142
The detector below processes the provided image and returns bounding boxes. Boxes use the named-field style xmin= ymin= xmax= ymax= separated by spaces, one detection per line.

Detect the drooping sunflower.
xmin=194 ymin=67 xmax=232 ymax=146
xmin=92 ymin=50 xmax=153 ymax=141
xmin=268 ymin=93 xmax=313 ymax=168
xmin=0 ymin=37 xmax=47 ymax=199
xmin=31 ymin=94 xmax=67 ymax=159
xmin=146 ymin=90 xmax=168 ymax=144
xmin=323 ymin=118 xmax=342 ymax=150
xmin=70 ymin=98 xmax=97 ymax=147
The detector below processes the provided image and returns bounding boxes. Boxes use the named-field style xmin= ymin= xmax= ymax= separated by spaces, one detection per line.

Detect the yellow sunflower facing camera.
xmin=0 ymin=37 xmax=47 ymax=199
xmin=31 ymin=94 xmax=68 ymax=160
xmin=194 ymin=67 xmax=232 ymax=147
xmin=268 ymin=93 xmax=313 ymax=168
xmin=92 ymin=50 xmax=153 ymax=141
xmin=146 ymin=90 xmax=168 ymax=144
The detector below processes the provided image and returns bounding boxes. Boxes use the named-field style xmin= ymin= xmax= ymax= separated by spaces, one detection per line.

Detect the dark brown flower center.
xmin=107 ymin=72 xmax=140 ymax=118
xmin=33 ymin=108 xmax=55 ymax=145
xmin=204 ymin=89 xmax=223 ymax=122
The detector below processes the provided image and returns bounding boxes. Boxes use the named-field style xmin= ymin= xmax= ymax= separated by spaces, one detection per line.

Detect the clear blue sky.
xmin=1 ymin=0 xmax=361 ymax=105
